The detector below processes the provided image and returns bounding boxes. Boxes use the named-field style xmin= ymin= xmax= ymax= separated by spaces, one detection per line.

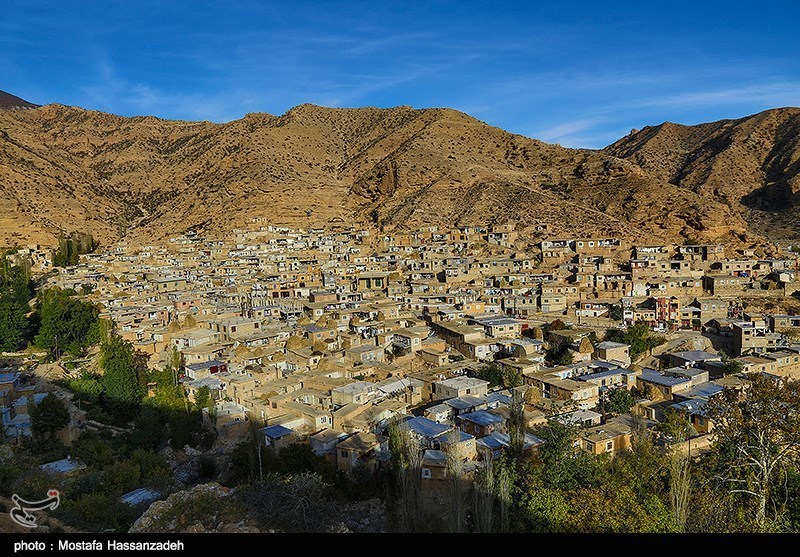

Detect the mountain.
xmin=605 ymin=108 xmax=800 ymax=242
xmin=0 ymin=90 xmax=39 ymax=110
xmin=0 ymin=93 xmax=793 ymax=250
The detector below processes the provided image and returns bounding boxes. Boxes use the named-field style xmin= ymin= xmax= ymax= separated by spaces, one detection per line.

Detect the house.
xmin=421 ymin=449 xmax=448 ymax=480
xmin=594 ymin=341 xmax=631 ymax=367
xmin=331 ymin=381 xmax=379 ymax=407
xmin=432 ymin=376 xmax=489 ymax=400
xmin=184 ymin=359 xmax=228 ymax=380
xmin=119 ymin=488 xmax=161 ymax=507
xmin=476 ymin=431 xmax=545 ymax=460
xmin=456 ymin=410 xmax=503 ymax=438
xmin=309 ymin=429 xmax=350 ymax=458
xmin=404 ymin=416 xmax=453 ymax=448
xmin=40 ymin=457 xmax=87 ymax=475
xmin=578 ymin=417 xmax=634 ymax=456
xmin=260 ymin=424 xmax=296 ymax=451
xmin=335 ymin=432 xmax=389 ymax=474
xmin=666 ymin=350 xmax=721 ymax=369
xmin=635 ymin=369 xmax=692 ymax=399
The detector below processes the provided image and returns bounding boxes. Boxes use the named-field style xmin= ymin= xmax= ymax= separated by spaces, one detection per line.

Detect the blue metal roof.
xmin=120 ymin=487 xmax=160 ymax=506
xmin=185 ymin=359 xmax=226 ymax=371
xmin=640 ymin=369 xmax=691 ymax=387
xmin=405 ymin=416 xmax=451 ymax=438
xmin=440 ymin=430 xmax=474 ymax=443
xmin=458 ymin=410 xmax=502 ymax=427
xmin=261 ymin=424 xmax=294 ymax=439
xmin=0 ymin=372 xmax=20 ymax=384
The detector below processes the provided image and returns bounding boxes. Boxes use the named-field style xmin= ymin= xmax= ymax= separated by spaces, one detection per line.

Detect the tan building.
xmin=336 ymin=432 xmax=389 ymax=474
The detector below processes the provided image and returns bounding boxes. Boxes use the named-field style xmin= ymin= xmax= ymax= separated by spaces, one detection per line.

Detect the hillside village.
xmin=3 ymin=219 xmax=800 ymax=515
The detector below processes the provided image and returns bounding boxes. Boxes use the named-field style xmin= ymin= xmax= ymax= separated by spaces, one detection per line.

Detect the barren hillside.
xmin=2 ymin=93 xmax=796 ymax=249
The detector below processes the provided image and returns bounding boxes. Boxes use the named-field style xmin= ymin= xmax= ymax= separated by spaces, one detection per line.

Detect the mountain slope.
xmin=0 ymin=90 xmax=39 ymax=110
xmin=605 ymin=107 xmax=800 ymax=240
xmin=0 ymin=98 xmax=784 ymax=249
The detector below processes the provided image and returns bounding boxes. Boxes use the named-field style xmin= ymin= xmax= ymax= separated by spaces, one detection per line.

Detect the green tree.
xmin=608 ymin=304 xmax=624 ymax=321
xmin=533 ymin=417 xmax=606 ymax=491
xmin=605 ymin=388 xmax=635 ymax=415
xmin=547 ymin=341 xmax=574 ymax=366
xmin=71 ymin=431 xmax=117 ymax=468
xmin=720 ymin=351 xmax=744 ymax=375
xmin=0 ymin=264 xmax=34 ymax=351
xmin=30 ymin=393 xmax=70 ymax=443
xmin=605 ymin=323 xmax=665 ymax=360
xmin=474 ymin=363 xmax=504 ymax=388
xmin=34 ymin=288 xmax=100 ymax=357
xmin=100 ymin=335 xmax=146 ymax=420
xmin=68 ymin=373 xmax=103 ymax=404
xmin=194 ymin=385 xmax=213 ymax=412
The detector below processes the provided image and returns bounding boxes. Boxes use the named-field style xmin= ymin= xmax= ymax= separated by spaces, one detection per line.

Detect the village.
xmin=3 ymin=219 xmax=800 ymax=504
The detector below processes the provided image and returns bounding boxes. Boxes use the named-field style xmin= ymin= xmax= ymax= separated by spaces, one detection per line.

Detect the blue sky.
xmin=2 ymin=1 xmax=800 ymax=148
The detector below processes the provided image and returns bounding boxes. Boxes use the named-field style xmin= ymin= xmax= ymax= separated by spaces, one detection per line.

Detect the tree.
xmin=387 ymin=419 xmax=423 ymax=532
xmin=194 ymin=386 xmax=213 ymax=412
xmin=69 ymin=373 xmax=103 ymax=404
xmin=30 ymin=393 xmax=70 ymax=443
xmin=533 ymin=417 xmax=605 ymax=491
xmin=100 ymin=335 xmax=146 ymax=419
xmin=720 ymin=351 xmax=744 ymax=375
xmin=606 ymin=323 xmax=665 ymax=361
xmin=34 ymin=289 xmax=100 ymax=357
xmin=474 ymin=363 xmax=503 ymax=389
xmin=608 ymin=304 xmax=624 ymax=321
xmin=0 ymin=264 xmax=34 ymax=351
xmin=605 ymin=388 xmax=635 ymax=415
xmin=704 ymin=373 xmax=800 ymax=531
xmin=546 ymin=341 xmax=574 ymax=366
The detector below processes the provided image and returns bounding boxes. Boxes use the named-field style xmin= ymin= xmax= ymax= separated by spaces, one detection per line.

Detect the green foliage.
xmin=657 ymin=408 xmax=696 ymax=444
xmin=473 ymin=363 xmax=521 ymax=389
xmin=128 ymin=450 xmax=171 ymax=490
xmin=605 ymin=388 xmax=635 ymax=415
xmin=71 ymin=432 xmax=117 ymax=468
xmin=0 ymin=264 xmax=34 ymax=351
xmin=704 ymin=373 xmax=800 ymax=530
xmin=194 ymin=385 xmax=213 ymax=412
xmin=100 ymin=335 xmax=146 ymax=420
xmin=128 ymin=404 xmax=168 ymax=451
xmin=608 ymin=304 xmax=624 ymax=321
xmin=68 ymin=373 xmax=103 ymax=404
xmin=605 ymin=323 xmax=665 ymax=360
xmin=720 ymin=350 xmax=744 ymax=375
xmin=55 ymin=492 xmax=133 ymax=532
xmin=34 ymin=288 xmax=100 ymax=357
xmin=30 ymin=393 xmax=70 ymax=443
xmin=546 ymin=341 xmax=574 ymax=366
xmin=533 ymin=417 xmax=607 ymax=491
xmin=102 ymin=460 xmax=141 ymax=495
xmin=53 ymin=232 xmax=96 ymax=268
xmin=265 ymin=443 xmax=342 ymax=486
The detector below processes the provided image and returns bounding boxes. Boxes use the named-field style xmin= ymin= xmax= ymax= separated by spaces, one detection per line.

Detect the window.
xmin=606 ymin=441 xmax=613 ymax=451
xmin=341 ymin=450 xmax=349 ymax=458
xmin=421 ymin=468 xmax=432 ymax=478
xmin=231 ymin=326 xmax=237 ymax=333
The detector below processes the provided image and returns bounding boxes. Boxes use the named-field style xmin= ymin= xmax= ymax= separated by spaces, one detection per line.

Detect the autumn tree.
xmin=704 ymin=373 xmax=800 ymax=531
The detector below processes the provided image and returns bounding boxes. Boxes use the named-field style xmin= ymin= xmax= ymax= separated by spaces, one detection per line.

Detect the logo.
xmin=9 ymin=490 xmax=60 ymax=528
